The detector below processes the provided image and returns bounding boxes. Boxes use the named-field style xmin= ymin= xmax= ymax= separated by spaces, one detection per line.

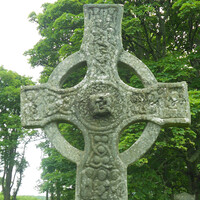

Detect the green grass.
xmin=0 ymin=193 xmax=45 ymax=200
xmin=17 ymin=196 xmax=45 ymax=200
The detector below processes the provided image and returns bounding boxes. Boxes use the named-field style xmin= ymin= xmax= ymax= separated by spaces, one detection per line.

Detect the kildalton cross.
xmin=21 ymin=4 xmax=190 ymax=200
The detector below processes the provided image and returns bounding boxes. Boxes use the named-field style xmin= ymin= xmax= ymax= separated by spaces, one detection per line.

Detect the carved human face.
xmin=89 ymin=93 xmax=112 ymax=118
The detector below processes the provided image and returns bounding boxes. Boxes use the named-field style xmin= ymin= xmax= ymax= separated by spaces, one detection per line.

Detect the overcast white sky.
xmin=0 ymin=0 xmax=56 ymax=82
xmin=0 ymin=0 xmax=57 ymax=196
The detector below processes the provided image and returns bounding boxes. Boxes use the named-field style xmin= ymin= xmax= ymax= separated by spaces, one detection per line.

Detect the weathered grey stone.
xmin=174 ymin=192 xmax=195 ymax=200
xmin=21 ymin=4 xmax=191 ymax=200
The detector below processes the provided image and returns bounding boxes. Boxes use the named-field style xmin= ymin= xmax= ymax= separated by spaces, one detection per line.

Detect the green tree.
xmin=0 ymin=67 xmax=35 ymax=200
xmin=25 ymin=0 xmax=200 ymax=199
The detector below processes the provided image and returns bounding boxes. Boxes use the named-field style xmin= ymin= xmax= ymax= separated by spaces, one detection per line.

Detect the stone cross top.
xmin=21 ymin=4 xmax=190 ymax=200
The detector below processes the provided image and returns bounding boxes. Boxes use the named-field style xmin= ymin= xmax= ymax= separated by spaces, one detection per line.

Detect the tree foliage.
xmin=25 ymin=0 xmax=200 ymax=199
xmin=0 ymin=67 xmax=36 ymax=200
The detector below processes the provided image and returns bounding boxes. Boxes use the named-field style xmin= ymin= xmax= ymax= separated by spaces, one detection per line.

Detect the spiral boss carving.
xmin=21 ymin=4 xmax=191 ymax=200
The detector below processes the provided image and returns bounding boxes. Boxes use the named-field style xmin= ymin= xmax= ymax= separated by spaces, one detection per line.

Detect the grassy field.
xmin=0 ymin=193 xmax=45 ymax=200
xmin=17 ymin=196 xmax=45 ymax=200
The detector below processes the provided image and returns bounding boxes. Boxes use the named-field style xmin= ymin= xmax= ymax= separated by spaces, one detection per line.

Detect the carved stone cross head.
xmin=21 ymin=4 xmax=190 ymax=200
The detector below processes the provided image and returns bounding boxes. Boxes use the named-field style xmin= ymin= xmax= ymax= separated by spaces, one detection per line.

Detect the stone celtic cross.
xmin=21 ymin=4 xmax=190 ymax=200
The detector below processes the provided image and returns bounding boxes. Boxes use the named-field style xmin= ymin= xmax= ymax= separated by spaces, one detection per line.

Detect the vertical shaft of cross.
xmin=76 ymin=6 xmax=128 ymax=198
xmin=76 ymin=129 xmax=128 ymax=200
xmin=81 ymin=4 xmax=123 ymax=81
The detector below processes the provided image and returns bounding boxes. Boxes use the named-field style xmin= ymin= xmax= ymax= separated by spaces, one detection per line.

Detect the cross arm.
xmin=21 ymin=84 xmax=77 ymax=128
xmin=124 ymin=82 xmax=191 ymax=127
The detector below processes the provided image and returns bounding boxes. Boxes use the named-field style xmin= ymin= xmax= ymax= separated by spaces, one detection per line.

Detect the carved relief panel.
xmin=21 ymin=86 xmax=76 ymax=127
xmin=79 ymin=131 xmax=127 ymax=200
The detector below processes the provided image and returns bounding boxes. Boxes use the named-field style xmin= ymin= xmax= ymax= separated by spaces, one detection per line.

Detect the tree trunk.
xmin=50 ymin=192 xmax=54 ymax=200
xmin=186 ymin=160 xmax=199 ymax=200
xmin=194 ymin=173 xmax=200 ymax=200
xmin=46 ymin=190 xmax=49 ymax=200
xmin=12 ymin=193 xmax=17 ymax=200
xmin=3 ymin=165 xmax=13 ymax=200
xmin=56 ymin=184 xmax=61 ymax=200
xmin=12 ymin=172 xmax=22 ymax=200
xmin=2 ymin=144 xmax=17 ymax=200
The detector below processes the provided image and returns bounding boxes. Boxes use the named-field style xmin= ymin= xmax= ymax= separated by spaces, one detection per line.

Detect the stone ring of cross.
xmin=21 ymin=4 xmax=190 ymax=200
